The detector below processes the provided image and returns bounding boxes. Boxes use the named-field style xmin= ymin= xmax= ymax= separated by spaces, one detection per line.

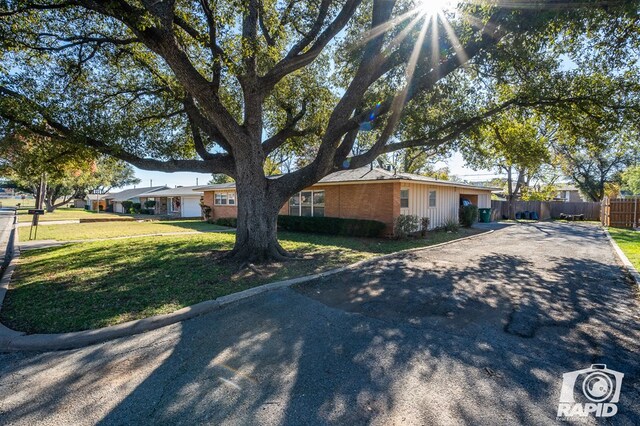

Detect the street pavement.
xmin=0 ymin=222 xmax=638 ymax=425
xmin=0 ymin=209 xmax=15 ymax=268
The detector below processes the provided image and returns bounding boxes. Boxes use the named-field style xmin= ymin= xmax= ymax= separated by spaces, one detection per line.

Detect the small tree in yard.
xmin=1 ymin=1 xmax=639 ymax=261
xmin=0 ymin=131 xmax=140 ymax=212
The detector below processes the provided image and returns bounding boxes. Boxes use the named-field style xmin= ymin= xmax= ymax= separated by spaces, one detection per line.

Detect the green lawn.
xmin=17 ymin=207 xmax=123 ymax=223
xmin=1 ymin=228 xmax=482 ymax=333
xmin=19 ymin=219 xmax=228 ymax=241
xmin=0 ymin=198 xmax=36 ymax=208
xmin=608 ymin=227 xmax=640 ymax=270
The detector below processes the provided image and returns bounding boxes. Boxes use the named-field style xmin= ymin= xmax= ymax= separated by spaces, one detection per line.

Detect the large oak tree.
xmin=1 ymin=0 xmax=639 ymax=260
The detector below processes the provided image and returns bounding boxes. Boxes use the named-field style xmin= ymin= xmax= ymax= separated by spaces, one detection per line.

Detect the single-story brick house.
xmin=138 ymin=186 xmax=204 ymax=218
xmin=102 ymin=186 xmax=167 ymax=213
xmin=200 ymin=167 xmax=495 ymax=233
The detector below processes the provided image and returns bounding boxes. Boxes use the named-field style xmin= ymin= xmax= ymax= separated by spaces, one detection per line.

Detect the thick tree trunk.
xmin=226 ymin=150 xmax=292 ymax=263
xmin=44 ymin=197 xmax=55 ymax=213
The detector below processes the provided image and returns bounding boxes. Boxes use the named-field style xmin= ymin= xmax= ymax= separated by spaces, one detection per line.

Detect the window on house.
xmin=288 ymin=190 xmax=325 ymax=217
xmin=289 ymin=193 xmax=300 ymax=216
xmin=400 ymin=189 xmax=409 ymax=208
xmin=429 ymin=190 xmax=436 ymax=208
xmin=313 ymin=191 xmax=325 ymax=217
xmin=215 ymin=193 xmax=228 ymax=205
xmin=168 ymin=197 xmax=178 ymax=213
xmin=228 ymin=192 xmax=236 ymax=205
xmin=300 ymin=191 xmax=312 ymax=216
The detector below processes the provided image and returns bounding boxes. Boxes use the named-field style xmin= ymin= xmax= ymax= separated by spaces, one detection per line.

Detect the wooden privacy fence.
xmin=491 ymin=200 xmax=601 ymax=222
xmin=601 ymin=197 xmax=640 ymax=228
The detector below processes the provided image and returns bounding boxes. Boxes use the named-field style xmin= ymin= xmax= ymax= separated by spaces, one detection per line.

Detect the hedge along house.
xmin=102 ymin=186 xmax=167 ymax=213
xmin=138 ymin=186 xmax=205 ymax=218
xmin=201 ymin=167 xmax=495 ymax=234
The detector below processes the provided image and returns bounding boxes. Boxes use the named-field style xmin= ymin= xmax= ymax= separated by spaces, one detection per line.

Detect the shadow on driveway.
xmin=0 ymin=222 xmax=638 ymax=425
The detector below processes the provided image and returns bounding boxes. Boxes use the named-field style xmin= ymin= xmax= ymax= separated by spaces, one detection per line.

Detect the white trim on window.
xmin=214 ymin=192 xmax=237 ymax=206
xmin=428 ymin=190 xmax=436 ymax=208
xmin=400 ymin=188 xmax=409 ymax=209
xmin=214 ymin=193 xmax=227 ymax=205
xmin=288 ymin=190 xmax=325 ymax=217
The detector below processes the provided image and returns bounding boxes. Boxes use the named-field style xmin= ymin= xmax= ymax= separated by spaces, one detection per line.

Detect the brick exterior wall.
xmin=202 ymin=190 xmax=238 ymax=220
xmin=203 ymin=182 xmax=400 ymax=234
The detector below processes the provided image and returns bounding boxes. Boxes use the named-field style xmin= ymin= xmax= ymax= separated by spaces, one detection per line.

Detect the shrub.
xmin=121 ymin=200 xmax=134 ymax=212
xmin=393 ymin=214 xmax=420 ymax=239
xmin=144 ymin=200 xmax=156 ymax=208
xmin=442 ymin=219 xmax=460 ymax=232
xmin=214 ymin=217 xmax=238 ymax=227
xmin=139 ymin=208 xmax=153 ymax=214
xmin=420 ymin=217 xmax=431 ymax=237
xmin=127 ymin=202 xmax=142 ymax=214
xmin=200 ymin=203 xmax=212 ymax=220
xmin=459 ymin=205 xmax=478 ymax=227
xmin=277 ymin=215 xmax=385 ymax=238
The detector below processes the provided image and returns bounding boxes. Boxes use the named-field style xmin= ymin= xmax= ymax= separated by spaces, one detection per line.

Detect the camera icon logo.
xmin=557 ymin=364 xmax=624 ymax=418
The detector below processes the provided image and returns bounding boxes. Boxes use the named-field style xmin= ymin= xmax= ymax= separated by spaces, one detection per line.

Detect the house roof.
xmin=317 ymin=167 xmax=498 ymax=191
xmin=103 ymin=186 xmax=167 ymax=202
xmin=556 ymin=183 xmax=580 ymax=192
xmin=198 ymin=167 xmax=497 ymax=192
xmin=195 ymin=182 xmax=236 ymax=191
xmin=85 ymin=193 xmax=106 ymax=201
xmin=138 ymin=186 xmax=204 ymax=197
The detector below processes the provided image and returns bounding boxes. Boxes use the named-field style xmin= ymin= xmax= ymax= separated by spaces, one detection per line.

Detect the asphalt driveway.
xmin=0 ymin=222 xmax=638 ymax=425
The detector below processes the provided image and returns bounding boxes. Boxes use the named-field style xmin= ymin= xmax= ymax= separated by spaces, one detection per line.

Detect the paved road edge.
xmin=0 ymin=228 xmax=494 ymax=353
xmin=604 ymin=227 xmax=640 ymax=290
xmin=0 ymin=211 xmax=17 ymax=315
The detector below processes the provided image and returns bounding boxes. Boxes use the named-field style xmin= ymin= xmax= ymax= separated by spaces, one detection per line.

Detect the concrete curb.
xmin=603 ymin=228 xmax=640 ymax=290
xmin=0 ymin=228 xmax=494 ymax=352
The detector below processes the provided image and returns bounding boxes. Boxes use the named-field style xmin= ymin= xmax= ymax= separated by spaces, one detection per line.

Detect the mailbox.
xmin=28 ymin=209 xmax=45 ymax=215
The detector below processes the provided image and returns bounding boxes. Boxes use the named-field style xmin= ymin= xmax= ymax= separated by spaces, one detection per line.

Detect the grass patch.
xmin=17 ymin=207 xmax=123 ymax=223
xmin=19 ymin=220 xmax=228 ymax=241
xmin=1 ymin=228 xmax=482 ymax=333
xmin=0 ymin=198 xmax=36 ymax=208
xmin=608 ymin=227 xmax=640 ymax=271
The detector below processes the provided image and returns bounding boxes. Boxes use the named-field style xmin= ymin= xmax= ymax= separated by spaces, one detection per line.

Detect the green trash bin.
xmin=478 ymin=208 xmax=491 ymax=223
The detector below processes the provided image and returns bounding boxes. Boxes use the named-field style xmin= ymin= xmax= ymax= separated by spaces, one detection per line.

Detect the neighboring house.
xmin=554 ymin=184 xmax=586 ymax=202
xmin=200 ymin=167 xmax=495 ymax=234
xmin=71 ymin=198 xmax=86 ymax=208
xmin=102 ymin=186 xmax=167 ymax=213
xmin=138 ymin=186 xmax=204 ymax=218
xmin=86 ymin=193 xmax=108 ymax=211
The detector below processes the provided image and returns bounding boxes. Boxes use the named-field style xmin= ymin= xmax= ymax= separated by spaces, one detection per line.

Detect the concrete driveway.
xmin=0 ymin=222 xmax=638 ymax=425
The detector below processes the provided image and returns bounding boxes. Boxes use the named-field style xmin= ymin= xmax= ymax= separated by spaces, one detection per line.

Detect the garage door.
xmin=181 ymin=197 xmax=202 ymax=218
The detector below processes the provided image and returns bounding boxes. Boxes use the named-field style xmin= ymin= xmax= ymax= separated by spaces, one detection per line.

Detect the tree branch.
xmin=0 ymin=86 xmax=233 ymax=174
xmin=261 ymin=0 xmax=361 ymax=88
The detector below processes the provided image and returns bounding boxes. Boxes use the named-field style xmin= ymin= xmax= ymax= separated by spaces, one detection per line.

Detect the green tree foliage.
xmin=461 ymin=113 xmax=550 ymax=216
xmin=0 ymin=131 xmax=140 ymax=211
xmin=622 ymin=165 xmax=640 ymax=195
xmin=554 ymin=131 xmax=637 ymax=201
xmin=208 ymin=174 xmax=234 ymax=185
xmin=1 ymin=1 xmax=639 ymax=260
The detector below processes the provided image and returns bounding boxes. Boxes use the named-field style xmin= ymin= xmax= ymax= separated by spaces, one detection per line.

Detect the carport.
xmin=460 ymin=194 xmax=478 ymax=205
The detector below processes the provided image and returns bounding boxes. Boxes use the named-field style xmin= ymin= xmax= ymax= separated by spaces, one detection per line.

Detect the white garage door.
xmin=181 ymin=197 xmax=201 ymax=218
xmin=114 ymin=202 xmax=123 ymax=213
